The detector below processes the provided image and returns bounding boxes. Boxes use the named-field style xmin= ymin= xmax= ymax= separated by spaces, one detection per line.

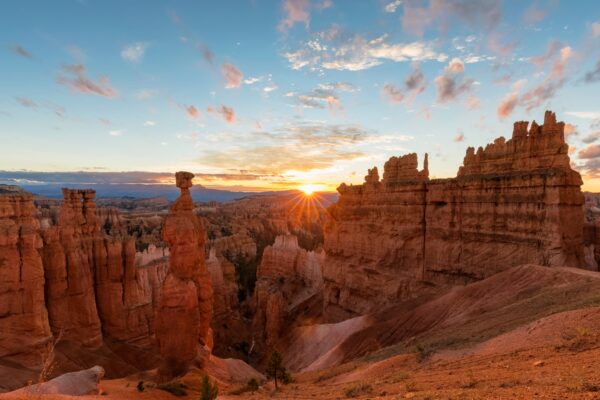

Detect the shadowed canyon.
xmin=2 ymin=111 xmax=600 ymax=398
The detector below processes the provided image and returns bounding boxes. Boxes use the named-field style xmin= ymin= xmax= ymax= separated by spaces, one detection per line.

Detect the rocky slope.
xmin=323 ymin=111 xmax=588 ymax=321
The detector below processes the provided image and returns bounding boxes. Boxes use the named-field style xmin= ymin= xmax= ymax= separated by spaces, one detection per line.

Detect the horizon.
xmin=1 ymin=1 xmax=600 ymax=192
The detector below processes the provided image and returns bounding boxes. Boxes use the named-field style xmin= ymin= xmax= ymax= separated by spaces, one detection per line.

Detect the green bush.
xmin=199 ymin=374 xmax=218 ymax=400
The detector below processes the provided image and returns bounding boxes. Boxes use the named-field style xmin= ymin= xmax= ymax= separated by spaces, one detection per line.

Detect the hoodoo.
xmin=323 ymin=111 xmax=586 ymax=321
xmin=155 ymin=171 xmax=213 ymax=379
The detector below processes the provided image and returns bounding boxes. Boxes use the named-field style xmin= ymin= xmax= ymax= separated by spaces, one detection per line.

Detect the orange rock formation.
xmin=155 ymin=171 xmax=213 ymax=379
xmin=0 ymin=192 xmax=52 ymax=368
xmin=324 ymin=111 xmax=586 ymax=321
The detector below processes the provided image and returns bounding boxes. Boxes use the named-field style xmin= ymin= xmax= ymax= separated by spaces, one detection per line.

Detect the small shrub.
xmin=136 ymin=381 xmax=145 ymax=392
xmin=415 ymin=343 xmax=433 ymax=362
xmin=247 ymin=378 xmax=259 ymax=392
xmin=199 ymin=374 xmax=218 ymax=400
xmin=581 ymin=382 xmax=600 ymax=392
xmin=345 ymin=383 xmax=373 ymax=398
xmin=157 ymin=381 xmax=188 ymax=397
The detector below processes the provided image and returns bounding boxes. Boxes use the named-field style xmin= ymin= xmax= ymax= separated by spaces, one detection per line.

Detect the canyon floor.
xmin=4 ymin=265 xmax=600 ymax=399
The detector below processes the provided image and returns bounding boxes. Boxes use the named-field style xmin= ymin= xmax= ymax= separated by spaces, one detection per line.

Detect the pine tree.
xmin=266 ymin=350 xmax=291 ymax=389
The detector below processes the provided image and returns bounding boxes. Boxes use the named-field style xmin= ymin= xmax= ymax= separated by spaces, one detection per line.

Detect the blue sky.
xmin=1 ymin=0 xmax=599 ymax=191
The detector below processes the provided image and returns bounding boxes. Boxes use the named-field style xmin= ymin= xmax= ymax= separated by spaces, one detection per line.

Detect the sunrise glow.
xmin=298 ymin=184 xmax=323 ymax=195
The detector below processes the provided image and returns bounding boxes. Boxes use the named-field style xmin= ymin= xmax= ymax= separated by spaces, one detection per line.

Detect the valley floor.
xmin=5 ymin=306 xmax=599 ymax=400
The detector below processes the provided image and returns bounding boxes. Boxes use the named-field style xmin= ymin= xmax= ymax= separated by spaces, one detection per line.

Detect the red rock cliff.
xmin=324 ymin=111 xmax=585 ymax=321
xmin=0 ymin=192 xmax=52 ymax=368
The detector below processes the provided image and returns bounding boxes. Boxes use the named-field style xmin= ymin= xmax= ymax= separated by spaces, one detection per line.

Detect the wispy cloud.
xmin=291 ymin=82 xmax=355 ymax=110
xmin=584 ymin=58 xmax=600 ymax=83
xmin=285 ymin=31 xmax=447 ymax=71
xmin=136 ymin=89 xmax=158 ymax=100
xmin=221 ymin=63 xmax=243 ymax=88
xmin=579 ymin=144 xmax=600 ymax=159
xmin=144 ymin=120 xmax=156 ymax=127
xmin=454 ymin=133 xmax=465 ymax=142
xmin=401 ymin=0 xmax=502 ymax=37
xmin=121 ymin=42 xmax=150 ymax=63
xmin=15 ymin=96 xmax=37 ymax=108
xmin=200 ymin=121 xmax=374 ymax=175
xmin=11 ymin=45 xmax=33 ymax=59
xmin=14 ymin=96 xmax=66 ymax=118
xmin=523 ymin=3 xmax=546 ymax=24
xmin=109 ymin=130 xmax=123 ymax=137
xmin=207 ymin=105 xmax=236 ymax=123
xmin=56 ymin=64 xmax=118 ymax=98
xmin=185 ymin=105 xmax=200 ymax=119
xmin=566 ymin=111 xmax=600 ymax=119
xmin=384 ymin=0 xmax=402 ymax=13
xmin=383 ymin=63 xmax=426 ymax=104
xmin=497 ymin=79 xmax=526 ymax=119
xmin=435 ymin=58 xmax=474 ymax=103
xmin=496 ymin=43 xmax=573 ymax=118
xmin=278 ymin=0 xmax=311 ymax=32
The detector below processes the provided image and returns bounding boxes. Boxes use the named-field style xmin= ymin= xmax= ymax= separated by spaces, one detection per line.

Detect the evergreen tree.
xmin=266 ymin=350 xmax=291 ymax=389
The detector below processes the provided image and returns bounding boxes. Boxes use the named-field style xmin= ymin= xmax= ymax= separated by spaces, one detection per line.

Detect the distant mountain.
xmin=8 ymin=183 xmax=301 ymax=202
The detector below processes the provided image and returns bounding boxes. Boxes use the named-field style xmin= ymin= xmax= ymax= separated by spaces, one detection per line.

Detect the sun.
xmin=298 ymin=184 xmax=322 ymax=196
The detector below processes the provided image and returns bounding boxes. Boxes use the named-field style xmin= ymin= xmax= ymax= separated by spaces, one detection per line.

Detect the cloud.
xmin=284 ymin=31 xmax=447 ymax=71
xmin=185 ymin=105 xmax=200 ymax=119
xmin=583 ymin=131 xmax=600 ymax=144
xmin=278 ymin=0 xmax=311 ymax=32
xmin=200 ymin=122 xmax=371 ymax=175
xmin=14 ymin=96 xmax=66 ymax=118
xmin=383 ymin=64 xmax=427 ymax=105
xmin=384 ymin=0 xmax=402 ymax=13
xmin=11 ymin=45 xmax=33 ymax=59
xmin=15 ymin=97 xmax=37 ymax=108
xmin=144 ymin=120 xmax=156 ymax=127
xmin=564 ymin=123 xmax=578 ymax=138
xmin=0 ymin=171 xmax=269 ymax=185
xmin=382 ymin=84 xmax=404 ymax=103
xmin=136 ymin=89 xmax=158 ymax=99
xmin=592 ymin=21 xmax=600 ymax=38
xmin=108 ymin=130 xmax=123 ymax=137
xmin=435 ymin=58 xmax=474 ymax=103
xmin=578 ymin=144 xmax=600 ymax=159
xmin=445 ymin=57 xmax=464 ymax=73
xmin=121 ymin=42 xmax=150 ymax=63
xmin=404 ymin=65 xmax=427 ymax=94
xmin=263 ymin=85 xmax=278 ymax=93
xmin=207 ymin=105 xmax=236 ymax=123
xmin=244 ymin=76 xmax=262 ymax=85
xmin=56 ymin=64 xmax=118 ymax=98
xmin=566 ymin=111 xmax=600 ymax=119
xmin=291 ymin=82 xmax=355 ymax=110
xmin=454 ymin=133 xmax=465 ymax=142
xmin=496 ymin=79 xmax=526 ymax=119
xmin=197 ymin=43 xmax=214 ymax=64
xmin=496 ymin=44 xmax=573 ymax=118
xmin=523 ymin=4 xmax=546 ymax=24
xmin=221 ymin=63 xmax=243 ymax=88
xmin=584 ymin=58 xmax=600 ymax=83
xmin=401 ymin=0 xmax=502 ymax=37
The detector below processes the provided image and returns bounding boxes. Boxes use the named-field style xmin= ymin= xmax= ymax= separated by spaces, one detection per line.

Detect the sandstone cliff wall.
xmin=323 ymin=111 xmax=586 ymax=321
xmin=0 ymin=193 xmax=52 ymax=367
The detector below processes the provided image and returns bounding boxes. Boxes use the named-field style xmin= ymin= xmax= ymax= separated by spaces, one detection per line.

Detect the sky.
xmin=1 ymin=0 xmax=599 ymax=192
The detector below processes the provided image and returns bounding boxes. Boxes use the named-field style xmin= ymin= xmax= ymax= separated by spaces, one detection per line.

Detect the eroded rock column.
xmin=155 ymin=172 xmax=213 ymax=379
